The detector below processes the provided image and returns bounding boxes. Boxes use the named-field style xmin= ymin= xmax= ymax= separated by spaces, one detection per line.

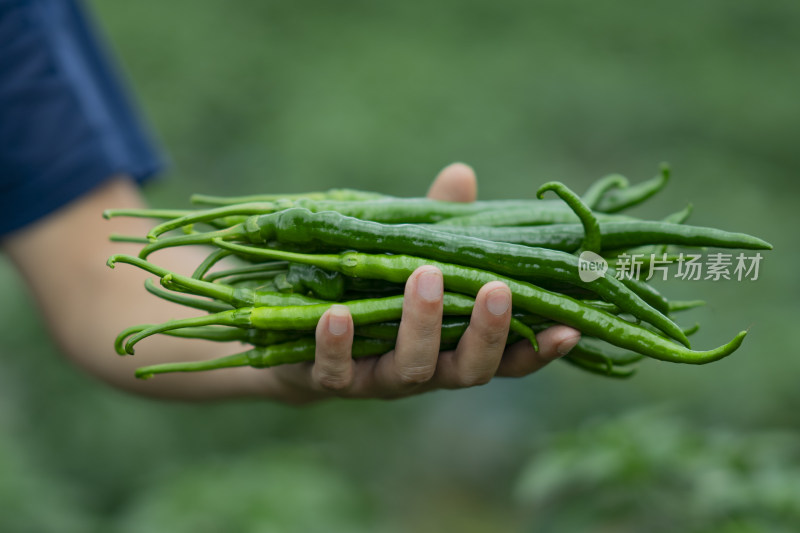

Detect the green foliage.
xmin=515 ymin=410 xmax=800 ymax=532
xmin=115 ymin=447 xmax=374 ymax=533
xmin=0 ymin=427 xmax=96 ymax=532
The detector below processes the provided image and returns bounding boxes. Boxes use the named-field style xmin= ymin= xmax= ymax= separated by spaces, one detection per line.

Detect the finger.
xmin=370 ymin=265 xmax=443 ymax=391
xmin=311 ymin=305 xmax=355 ymax=392
xmin=495 ymin=325 xmax=580 ymax=377
xmin=434 ymin=281 xmax=511 ymax=389
xmin=427 ymin=162 xmax=477 ymax=202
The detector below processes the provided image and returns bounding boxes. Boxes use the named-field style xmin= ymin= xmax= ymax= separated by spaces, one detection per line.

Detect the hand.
xmin=268 ymin=163 xmax=581 ymax=402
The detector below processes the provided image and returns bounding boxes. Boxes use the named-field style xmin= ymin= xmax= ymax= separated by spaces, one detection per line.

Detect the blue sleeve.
xmin=0 ymin=0 xmax=164 ymax=236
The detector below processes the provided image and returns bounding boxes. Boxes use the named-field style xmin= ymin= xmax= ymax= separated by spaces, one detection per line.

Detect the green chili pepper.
xmin=112 ymin=289 xmax=539 ymax=355
xmin=426 ymin=221 xmax=771 ymax=252
xmin=568 ymin=321 xmax=698 ymax=375
xmin=430 ymin=206 xmax=631 ymax=228
xmin=133 ymin=337 xmax=397 ymax=379
xmin=593 ymin=164 xmax=670 ymax=213
xmin=668 ymin=300 xmax=705 ymax=313
xmin=209 ymin=242 xmax=747 ymax=365
xmin=144 ymin=278 xmax=233 ymax=313
xmin=144 ymin=197 xmax=582 ymax=240
xmin=619 ymin=277 xmax=670 ymax=314
xmin=581 ymin=174 xmax=629 ymax=209
xmin=572 ymin=336 xmax=645 ymax=367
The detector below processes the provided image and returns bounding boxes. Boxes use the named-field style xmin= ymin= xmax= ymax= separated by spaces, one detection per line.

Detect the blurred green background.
xmin=1 ymin=0 xmax=799 ymax=531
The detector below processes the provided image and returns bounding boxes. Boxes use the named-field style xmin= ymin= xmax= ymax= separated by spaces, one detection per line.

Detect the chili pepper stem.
xmin=102 ymin=208 xmax=193 ymax=220
xmin=140 ymin=225 xmax=242 ymax=257
xmin=143 ymin=278 xmax=232 ymax=313
xmin=135 ymin=351 xmax=251 ymax=379
xmin=109 ymin=255 xmax=238 ymax=303
xmin=135 ymin=338 xmax=398 ymax=379
xmin=147 ymin=202 xmax=280 ymax=240
xmin=192 ymin=249 xmax=233 ymax=279
xmin=109 ymin=234 xmax=150 ymax=244
xmin=537 ymin=181 xmax=602 ymax=254
xmin=122 ymin=309 xmax=248 ymax=355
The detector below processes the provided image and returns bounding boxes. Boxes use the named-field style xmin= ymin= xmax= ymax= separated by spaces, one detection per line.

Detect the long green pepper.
xmin=429 ymin=220 xmax=772 ymax=252
xmin=210 ymin=241 xmax=747 ymax=365
xmin=112 ymin=289 xmax=540 ymax=355
xmin=134 ymin=337 xmax=397 ymax=379
xmin=144 ymin=197 xmax=581 ymax=239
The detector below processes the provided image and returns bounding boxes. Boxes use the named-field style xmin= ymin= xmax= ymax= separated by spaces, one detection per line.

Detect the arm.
xmin=1 ymin=164 xmax=579 ymax=403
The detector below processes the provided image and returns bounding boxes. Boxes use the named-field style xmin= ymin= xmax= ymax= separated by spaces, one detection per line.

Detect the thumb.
xmin=427 ymin=162 xmax=477 ymax=202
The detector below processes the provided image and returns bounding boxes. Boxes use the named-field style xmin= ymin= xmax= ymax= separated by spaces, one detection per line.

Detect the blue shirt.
xmin=0 ymin=0 xmax=162 ymax=236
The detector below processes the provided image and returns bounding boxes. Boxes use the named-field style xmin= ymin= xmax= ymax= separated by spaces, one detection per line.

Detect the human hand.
xmin=265 ymin=163 xmax=581 ymax=402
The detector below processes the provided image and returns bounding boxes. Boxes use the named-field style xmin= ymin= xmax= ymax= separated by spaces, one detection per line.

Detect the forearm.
xmin=1 ymin=177 xmax=283 ymax=401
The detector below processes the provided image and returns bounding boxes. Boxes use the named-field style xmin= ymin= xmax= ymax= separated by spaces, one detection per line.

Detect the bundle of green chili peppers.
xmin=105 ymin=165 xmax=771 ymax=380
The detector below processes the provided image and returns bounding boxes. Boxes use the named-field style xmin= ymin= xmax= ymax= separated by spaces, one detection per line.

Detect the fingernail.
xmin=557 ymin=334 xmax=580 ymax=356
xmin=328 ymin=305 xmax=350 ymax=336
xmin=486 ymin=288 xmax=510 ymax=316
xmin=416 ymin=268 xmax=443 ymax=302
